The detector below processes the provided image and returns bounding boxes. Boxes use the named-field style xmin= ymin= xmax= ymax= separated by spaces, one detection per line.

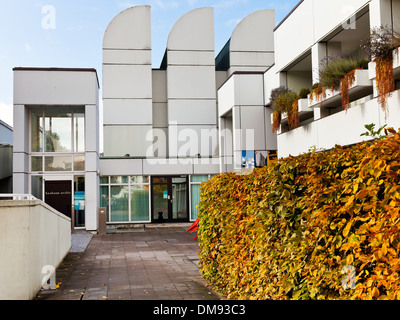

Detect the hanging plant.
xmin=341 ymin=69 xmax=357 ymax=111
xmin=313 ymin=55 xmax=369 ymax=110
xmin=309 ymin=82 xmax=326 ymax=105
xmin=272 ymin=111 xmax=281 ymax=133
xmin=361 ymin=26 xmax=400 ymax=116
xmin=272 ymin=90 xmax=299 ymax=132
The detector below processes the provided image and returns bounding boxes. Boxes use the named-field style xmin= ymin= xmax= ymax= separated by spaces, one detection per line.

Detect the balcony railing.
xmin=308 ymin=69 xmax=373 ymax=109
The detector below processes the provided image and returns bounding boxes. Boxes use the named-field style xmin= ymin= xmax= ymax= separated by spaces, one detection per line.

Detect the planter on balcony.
xmin=281 ymin=98 xmax=312 ymax=122
xmin=309 ymin=69 xmax=373 ymax=109
xmin=368 ymin=48 xmax=400 ymax=79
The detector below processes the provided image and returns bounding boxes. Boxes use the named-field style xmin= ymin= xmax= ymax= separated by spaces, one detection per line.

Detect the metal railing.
xmin=0 ymin=194 xmax=38 ymax=201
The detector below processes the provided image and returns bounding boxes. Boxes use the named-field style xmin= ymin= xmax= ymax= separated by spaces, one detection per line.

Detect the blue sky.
xmin=0 ymin=0 xmax=299 ymax=127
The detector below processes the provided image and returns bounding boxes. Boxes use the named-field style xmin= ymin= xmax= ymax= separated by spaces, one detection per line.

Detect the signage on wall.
xmin=241 ymin=151 xmax=255 ymax=169
xmin=74 ymin=191 xmax=85 ymax=210
xmin=163 ymin=190 xmax=168 ymax=199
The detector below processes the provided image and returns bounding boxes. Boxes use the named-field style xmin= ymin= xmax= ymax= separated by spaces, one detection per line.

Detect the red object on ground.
xmin=186 ymin=218 xmax=199 ymax=239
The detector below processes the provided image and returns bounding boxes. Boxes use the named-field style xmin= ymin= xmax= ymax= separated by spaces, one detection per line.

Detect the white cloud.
xmin=0 ymin=103 xmax=13 ymax=127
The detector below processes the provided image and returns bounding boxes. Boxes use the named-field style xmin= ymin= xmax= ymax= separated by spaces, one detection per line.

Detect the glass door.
xmin=151 ymin=176 xmax=189 ymax=223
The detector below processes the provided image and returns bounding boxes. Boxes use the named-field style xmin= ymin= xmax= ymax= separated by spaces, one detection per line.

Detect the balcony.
xmin=308 ymin=69 xmax=373 ymax=109
xmin=368 ymin=48 xmax=400 ymax=79
xmin=281 ymin=98 xmax=313 ymax=123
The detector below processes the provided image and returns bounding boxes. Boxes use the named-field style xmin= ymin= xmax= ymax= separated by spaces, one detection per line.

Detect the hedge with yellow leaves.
xmin=197 ymin=129 xmax=400 ymax=300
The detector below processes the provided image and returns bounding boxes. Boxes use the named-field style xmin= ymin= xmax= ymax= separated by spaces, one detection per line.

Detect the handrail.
xmin=0 ymin=194 xmax=38 ymax=201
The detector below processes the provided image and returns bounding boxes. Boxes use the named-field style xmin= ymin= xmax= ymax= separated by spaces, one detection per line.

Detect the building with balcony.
xmin=12 ymin=0 xmax=400 ymax=232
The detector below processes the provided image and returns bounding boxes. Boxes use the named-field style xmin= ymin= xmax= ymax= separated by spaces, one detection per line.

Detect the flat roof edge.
xmin=13 ymin=67 xmax=100 ymax=88
xmin=273 ymin=0 xmax=304 ymax=32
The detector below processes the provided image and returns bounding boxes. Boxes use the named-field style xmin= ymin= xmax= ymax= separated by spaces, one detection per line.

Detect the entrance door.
xmin=151 ymin=176 xmax=189 ymax=223
xmin=44 ymin=180 xmax=73 ymax=218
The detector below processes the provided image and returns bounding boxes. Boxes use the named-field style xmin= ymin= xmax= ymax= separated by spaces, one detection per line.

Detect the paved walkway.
xmin=35 ymin=225 xmax=223 ymax=301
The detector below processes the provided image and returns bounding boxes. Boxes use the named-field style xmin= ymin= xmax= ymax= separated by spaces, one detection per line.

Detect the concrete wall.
xmin=229 ymin=9 xmax=275 ymax=75
xmin=102 ymin=6 xmax=153 ymax=158
xmin=277 ymin=90 xmax=400 ymax=158
xmin=274 ymin=0 xmax=370 ymax=73
xmin=0 ymin=121 xmax=13 ymax=145
xmin=0 ymin=199 xmax=71 ymax=300
xmin=166 ymin=7 xmax=218 ymax=158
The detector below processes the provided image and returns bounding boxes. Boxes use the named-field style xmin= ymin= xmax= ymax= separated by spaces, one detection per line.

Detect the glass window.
xmin=131 ymin=176 xmax=150 ymax=184
xmin=131 ymin=185 xmax=150 ymax=222
xmin=31 ymin=156 xmax=43 ymax=172
xmin=74 ymin=156 xmax=85 ymax=171
xmin=31 ymin=176 xmax=43 ymax=200
xmin=110 ymin=186 xmax=129 ymax=222
xmin=31 ymin=109 xmax=44 ymax=152
xmin=74 ymin=111 xmax=85 ymax=153
xmin=44 ymin=109 xmax=73 ymax=153
xmin=45 ymin=156 xmax=73 ymax=171
xmin=100 ymin=186 xmax=109 ymax=222
xmin=74 ymin=176 xmax=85 ymax=228
xmin=191 ymin=184 xmax=201 ymax=220
xmin=111 ymin=176 xmax=129 ymax=184
xmin=153 ymin=177 xmax=168 ymax=184
xmin=191 ymin=175 xmax=209 ymax=183
xmin=100 ymin=177 xmax=109 ymax=185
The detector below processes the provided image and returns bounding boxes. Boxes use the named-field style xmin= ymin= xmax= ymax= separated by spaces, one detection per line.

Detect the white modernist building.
xmin=12 ymin=0 xmax=400 ymax=232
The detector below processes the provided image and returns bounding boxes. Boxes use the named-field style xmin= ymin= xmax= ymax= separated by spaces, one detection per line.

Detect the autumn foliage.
xmin=197 ymin=129 xmax=400 ymax=300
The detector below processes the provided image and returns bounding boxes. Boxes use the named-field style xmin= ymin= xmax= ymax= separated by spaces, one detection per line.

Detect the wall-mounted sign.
xmin=74 ymin=191 xmax=85 ymax=210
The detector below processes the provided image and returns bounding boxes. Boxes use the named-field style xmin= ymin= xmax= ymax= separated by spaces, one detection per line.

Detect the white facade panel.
xmin=14 ymin=70 xmax=98 ymax=106
xmin=167 ymin=66 xmax=216 ymax=99
xmin=100 ymin=159 xmax=143 ymax=176
xmin=103 ymin=99 xmax=153 ymax=125
xmin=103 ymin=65 xmax=152 ymax=99
xmin=103 ymin=49 xmax=152 ymax=65
xmin=103 ymin=6 xmax=151 ymax=50
xmin=235 ymin=74 xmax=264 ymax=106
xmin=85 ymin=104 xmax=99 ymax=153
xmin=168 ymin=124 xmax=218 ymax=158
xmin=143 ymin=159 xmax=193 ymax=175
xmin=312 ymin=0 xmax=369 ymax=41
xmin=103 ymin=125 xmax=153 ymax=157
xmin=84 ymin=171 xmax=99 ymax=231
xmin=240 ymin=106 xmax=266 ymax=151
xmin=167 ymin=8 xmax=214 ymax=51
xmin=167 ymin=51 xmax=215 ymax=66
xmin=274 ymin=0 xmax=315 ymax=72
xmin=230 ymin=52 xmax=274 ymax=68
xmin=192 ymin=161 xmax=220 ymax=175
xmin=218 ymin=77 xmax=235 ymax=117
xmin=12 ymin=105 xmax=28 ymax=153
xmin=168 ymin=100 xmax=217 ymax=125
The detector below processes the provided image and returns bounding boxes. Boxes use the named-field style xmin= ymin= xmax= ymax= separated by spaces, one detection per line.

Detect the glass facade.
xmin=29 ymin=106 xmax=87 ymax=228
xmin=100 ymin=175 xmax=215 ymax=224
xmin=100 ymin=176 xmax=151 ymax=223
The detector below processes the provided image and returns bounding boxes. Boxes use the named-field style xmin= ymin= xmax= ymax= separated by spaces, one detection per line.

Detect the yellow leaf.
xmin=346 ymin=254 xmax=354 ymax=265
xmin=343 ymin=221 xmax=352 ymax=237
xmin=371 ymin=287 xmax=379 ymax=298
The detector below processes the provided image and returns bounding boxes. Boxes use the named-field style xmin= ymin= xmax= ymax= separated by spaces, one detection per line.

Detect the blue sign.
xmin=74 ymin=191 xmax=85 ymax=210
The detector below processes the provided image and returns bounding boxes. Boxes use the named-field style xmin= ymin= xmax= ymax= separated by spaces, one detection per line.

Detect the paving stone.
xmin=35 ymin=226 xmax=224 ymax=301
